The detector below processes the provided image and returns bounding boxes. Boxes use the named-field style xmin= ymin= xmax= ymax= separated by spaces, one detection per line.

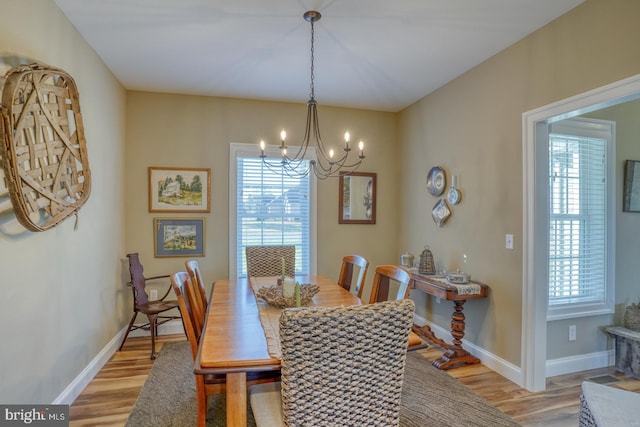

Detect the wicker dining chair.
xmin=170 ymin=272 xmax=280 ymax=426
xmin=246 ymin=245 xmax=295 ymax=277
xmin=249 ymin=299 xmax=415 ymax=426
xmin=336 ymin=254 xmax=369 ymax=299
xmin=118 ymin=253 xmax=180 ymax=359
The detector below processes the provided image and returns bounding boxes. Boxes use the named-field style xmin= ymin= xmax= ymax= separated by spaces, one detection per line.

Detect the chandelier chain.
xmin=309 ymin=19 xmax=315 ymax=101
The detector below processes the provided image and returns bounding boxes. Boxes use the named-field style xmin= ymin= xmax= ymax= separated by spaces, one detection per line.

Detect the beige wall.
xmin=398 ymin=0 xmax=640 ymax=365
xmin=0 ymin=1 xmax=126 ymax=403
xmin=125 ymin=93 xmax=399 ymax=299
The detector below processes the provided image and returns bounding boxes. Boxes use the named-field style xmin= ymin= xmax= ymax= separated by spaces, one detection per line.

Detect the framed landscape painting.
xmin=154 ymin=218 xmax=205 ymax=257
xmin=149 ymin=167 xmax=211 ymax=212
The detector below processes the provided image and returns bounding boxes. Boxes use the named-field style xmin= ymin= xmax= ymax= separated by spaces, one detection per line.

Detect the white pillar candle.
xmin=283 ymin=278 xmax=295 ymax=298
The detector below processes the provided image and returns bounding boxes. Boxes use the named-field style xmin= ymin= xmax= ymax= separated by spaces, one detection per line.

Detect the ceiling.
xmin=53 ymin=0 xmax=585 ymax=112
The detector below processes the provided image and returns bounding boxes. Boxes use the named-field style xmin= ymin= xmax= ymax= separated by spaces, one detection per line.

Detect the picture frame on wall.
xmin=623 ymin=159 xmax=640 ymax=212
xmin=154 ymin=218 xmax=205 ymax=257
xmin=149 ymin=167 xmax=211 ymax=212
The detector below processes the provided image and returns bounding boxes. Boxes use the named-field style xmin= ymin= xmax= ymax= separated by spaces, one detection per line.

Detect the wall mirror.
xmin=339 ymin=172 xmax=376 ymax=224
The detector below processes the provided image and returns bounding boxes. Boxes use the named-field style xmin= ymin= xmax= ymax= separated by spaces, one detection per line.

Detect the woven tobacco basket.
xmin=0 ymin=63 xmax=91 ymax=231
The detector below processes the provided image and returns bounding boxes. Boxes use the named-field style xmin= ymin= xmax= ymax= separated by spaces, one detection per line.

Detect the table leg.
xmin=413 ymin=299 xmax=480 ymax=370
xmin=226 ymin=372 xmax=247 ymax=427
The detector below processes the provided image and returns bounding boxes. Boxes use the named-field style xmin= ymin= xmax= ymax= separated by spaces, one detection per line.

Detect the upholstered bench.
xmin=579 ymin=381 xmax=640 ymax=426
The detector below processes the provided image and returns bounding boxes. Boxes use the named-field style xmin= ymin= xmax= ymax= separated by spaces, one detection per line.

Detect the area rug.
xmin=126 ymin=341 xmax=519 ymax=427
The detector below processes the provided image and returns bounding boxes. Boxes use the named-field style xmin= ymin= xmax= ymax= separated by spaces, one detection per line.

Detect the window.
xmin=229 ymin=143 xmax=317 ymax=278
xmin=547 ymin=118 xmax=614 ymax=319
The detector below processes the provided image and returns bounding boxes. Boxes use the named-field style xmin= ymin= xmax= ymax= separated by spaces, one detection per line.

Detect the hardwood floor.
xmin=69 ymin=334 xmax=640 ymax=426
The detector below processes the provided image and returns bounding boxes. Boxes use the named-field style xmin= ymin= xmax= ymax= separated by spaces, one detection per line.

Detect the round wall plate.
xmin=447 ymin=187 xmax=461 ymax=205
xmin=426 ymin=166 xmax=446 ymax=196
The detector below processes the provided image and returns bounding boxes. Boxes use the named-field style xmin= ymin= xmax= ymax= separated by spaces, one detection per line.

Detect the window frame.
xmin=546 ymin=118 xmax=615 ymax=321
xmin=229 ymin=143 xmax=317 ymax=279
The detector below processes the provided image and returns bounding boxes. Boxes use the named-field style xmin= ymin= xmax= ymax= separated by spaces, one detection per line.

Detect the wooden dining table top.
xmin=196 ymin=275 xmax=363 ymax=373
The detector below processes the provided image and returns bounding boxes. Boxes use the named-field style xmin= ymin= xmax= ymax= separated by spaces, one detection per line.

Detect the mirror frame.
xmin=338 ymin=172 xmax=376 ymax=224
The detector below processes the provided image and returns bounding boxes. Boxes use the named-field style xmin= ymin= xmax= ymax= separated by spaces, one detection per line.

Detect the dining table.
xmin=194 ymin=274 xmax=424 ymax=427
xmin=194 ymin=275 xmax=358 ymax=427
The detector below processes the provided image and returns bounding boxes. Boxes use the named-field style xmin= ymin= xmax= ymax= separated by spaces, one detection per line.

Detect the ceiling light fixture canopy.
xmin=259 ymin=10 xmax=365 ymax=179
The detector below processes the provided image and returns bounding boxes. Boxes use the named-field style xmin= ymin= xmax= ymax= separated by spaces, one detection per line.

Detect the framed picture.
xmin=339 ymin=172 xmax=376 ymax=224
xmin=623 ymin=160 xmax=640 ymax=212
xmin=149 ymin=167 xmax=211 ymax=212
xmin=154 ymin=218 xmax=205 ymax=257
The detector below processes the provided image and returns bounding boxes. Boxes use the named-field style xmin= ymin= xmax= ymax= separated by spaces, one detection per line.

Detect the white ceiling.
xmin=53 ymin=0 xmax=584 ymax=112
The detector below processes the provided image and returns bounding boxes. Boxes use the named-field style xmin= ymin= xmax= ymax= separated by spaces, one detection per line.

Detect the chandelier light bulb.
xmin=260 ymin=140 xmax=265 ymax=150
xmin=329 ymin=149 xmax=334 ymax=159
xmin=280 ymin=129 xmax=287 ymax=141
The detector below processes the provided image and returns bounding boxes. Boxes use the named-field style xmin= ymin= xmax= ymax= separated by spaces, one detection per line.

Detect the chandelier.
xmin=259 ymin=10 xmax=366 ymax=179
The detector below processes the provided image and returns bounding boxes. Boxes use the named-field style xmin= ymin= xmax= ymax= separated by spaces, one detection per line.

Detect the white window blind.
xmin=235 ymin=156 xmax=311 ymax=278
xmin=547 ymin=117 xmax=614 ymax=318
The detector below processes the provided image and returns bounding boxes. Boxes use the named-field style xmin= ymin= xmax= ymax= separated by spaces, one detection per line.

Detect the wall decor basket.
xmin=0 ymin=63 xmax=91 ymax=231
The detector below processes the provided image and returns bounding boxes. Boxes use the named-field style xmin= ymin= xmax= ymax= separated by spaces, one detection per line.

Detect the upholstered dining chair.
xmin=336 ymin=254 xmax=369 ymax=299
xmin=368 ymin=264 xmax=413 ymax=304
xmin=119 ymin=253 xmax=180 ymax=359
xmin=245 ymin=245 xmax=295 ymax=277
xmin=170 ymin=272 xmax=280 ymax=426
xmin=185 ymin=259 xmax=207 ymax=333
xmin=249 ymin=299 xmax=415 ymax=426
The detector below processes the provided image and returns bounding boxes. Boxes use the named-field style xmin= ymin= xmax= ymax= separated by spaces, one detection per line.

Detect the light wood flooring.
xmin=69 ymin=334 xmax=640 ymax=426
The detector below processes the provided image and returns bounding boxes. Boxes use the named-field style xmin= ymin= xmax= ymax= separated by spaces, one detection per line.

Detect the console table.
xmin=410 ymin=273 xmax=489 ymax=370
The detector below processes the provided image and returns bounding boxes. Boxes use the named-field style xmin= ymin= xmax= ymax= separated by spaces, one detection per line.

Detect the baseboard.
xmin=413 ymin=313 xmax=522 ymax=386
xmin=53 ymin=319 xmax=184 ymax=405
xmin=546 ymin=350 xmax=614 ymax=378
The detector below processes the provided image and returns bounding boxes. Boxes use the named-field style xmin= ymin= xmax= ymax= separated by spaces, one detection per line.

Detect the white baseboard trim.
xmin=53 ymin=319 xmax=184 ymax=405
xmin=413 ymin=313 xmax=523 ymax=387
xmin=546 ymin=350 xmax=614 ymax=378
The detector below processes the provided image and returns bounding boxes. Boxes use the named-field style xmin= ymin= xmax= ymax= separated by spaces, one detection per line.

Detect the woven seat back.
xmin=246 ymin=245 xmax=295 ymax=277
xmin=279 ymin=299 xmax=415 ymax=426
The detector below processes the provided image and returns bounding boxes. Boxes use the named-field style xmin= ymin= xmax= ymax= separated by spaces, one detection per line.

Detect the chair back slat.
xmin=185 ymin=260 xmax=207 ymax=331
xmin=170 ymin=272 xmax=201 ymax=358
xmin=369 ymin=265 xmax=412 ymax=304
xmin=127 ymin=253 xmax=149 ymax=305
xmin=337 ymin=255 xmax=369 ymax=298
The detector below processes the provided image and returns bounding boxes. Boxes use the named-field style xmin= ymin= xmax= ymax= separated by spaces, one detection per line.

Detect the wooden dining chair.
xmin=170 ymin=272 xmax=281 ymax=426
xmin=368 ymin=265 xmax=413 ymax=304
xmin=185 ymin=259 xmax=207 ymax=333
xmin=249 ymin=299 xmax=415 ymax=426
xmin=119 ymin=253 xmax=180 ymax=359
xmin=337 ymin=254 xmax=369 ymax=299
xmin=245 ymin=245 xmax=295 ymax=277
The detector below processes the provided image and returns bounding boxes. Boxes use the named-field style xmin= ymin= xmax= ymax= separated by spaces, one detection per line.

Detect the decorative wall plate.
xmin=447 ymin=186 xmax=461 ymax=205
xmin=0 ymin=63 xmax=91 ymax=231
xmin=432 ymin=198 xmax=451 ymax=227
xmin=426 ymin=166 xmax=446 ymax=196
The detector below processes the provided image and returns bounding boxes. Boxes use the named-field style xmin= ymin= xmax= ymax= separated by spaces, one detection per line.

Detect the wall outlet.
xmin=569 ymin=325 xmax=576 ymax=341
xmin=149 ymin=289 xmax=158 ymax=300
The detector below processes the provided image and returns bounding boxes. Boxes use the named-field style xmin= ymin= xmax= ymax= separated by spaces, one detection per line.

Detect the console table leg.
xmin=415 ymin=299 xmax=481 ymax=370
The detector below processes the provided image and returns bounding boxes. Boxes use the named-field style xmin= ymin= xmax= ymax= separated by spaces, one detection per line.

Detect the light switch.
xmin=505 ymin=234 xmax=514 ymax=250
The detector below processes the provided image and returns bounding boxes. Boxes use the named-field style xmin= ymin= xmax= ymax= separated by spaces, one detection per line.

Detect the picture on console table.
xmin=154 ymin=218 xmax=205 ymax=257
xmin=149 ymin=167 xmax=211 ymax=212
